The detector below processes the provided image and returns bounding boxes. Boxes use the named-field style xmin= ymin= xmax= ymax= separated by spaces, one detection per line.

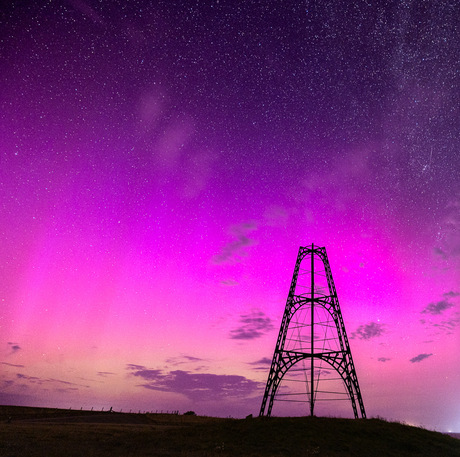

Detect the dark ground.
xmin=1 ymin=405 xmax=459 ymax=457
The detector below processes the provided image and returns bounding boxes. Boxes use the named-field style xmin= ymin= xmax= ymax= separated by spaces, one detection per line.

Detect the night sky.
xmin=1 ymin=1 xmax=459 ymax=431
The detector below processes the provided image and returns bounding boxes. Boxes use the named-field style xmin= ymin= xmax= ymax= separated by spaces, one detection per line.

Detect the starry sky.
xmin=1 ymin=0 xmax=459 ymax=432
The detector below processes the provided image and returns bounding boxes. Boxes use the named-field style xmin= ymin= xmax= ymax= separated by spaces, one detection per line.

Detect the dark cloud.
xmin=213 ymin=222 xmax=257 ymax=264
xmin=165 ymin=355 xmax=204 ymax=366
xmin=443 ymin=291 xmax=459 ymax=298
xmin=248 ymin=357 xmax=272 ymax=371
xmin=420 ymin=292 xmax=459 ymax=334
xmin=0 ymin=392 xmax=38 ymax=407
xmin=126 ymin=363 xmax=146 ymax=371
xmin=17 ymin=373 xmax=40 ymax=382
xmin=249 ymin=357 xmax=272 ymax=365
xmin=1 ymin=380 xmax=15 ymax=389
xmin=229 ymin=310 xmax=274 ymax=340
xmin=7 ymin=342 xmax=21 ymax=353
xmin=351 ymin=322 xmax=385 ymax=340
xmin=128 ymin=367 xmax=163 ymax=379
xmin=317 ymin=369 xmax=333 ymax=376
xmin=97 ymin=371 xmax=115 ymax=377
xmin=377 ymin=357 xmax=391 ymax=362
xmin=48 ymin=378 xmax=77 ymax=386
xmin=3 ymin=373 xmax=90 ymax=392
xmin=127 ymin=365 xmax=260 ymax=401
xmin=409 ymin=353 xmax=433 ymax=363
xmin=422 ymin=299 xmax=454 ymax=315
xmin=1 ymin=362 xmax=25 ymax=368
xmin=431 ymin=314 xmax=460 ymax=334
xmin=47 ymin=378 xmax=91 ymax=388
xmin=220 ymin=279 xmax=239 ymax=286
xmin=56 ymin=387 xmax=79 ymax=393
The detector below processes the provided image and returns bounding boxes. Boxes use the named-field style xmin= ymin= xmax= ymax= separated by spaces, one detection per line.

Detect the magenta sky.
xmin=1 ymin=1 xmax=459 ymax=432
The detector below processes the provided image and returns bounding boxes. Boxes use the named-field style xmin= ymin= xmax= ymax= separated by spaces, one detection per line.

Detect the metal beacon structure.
xmin=260 ymin=244 xmax=366 ymax=419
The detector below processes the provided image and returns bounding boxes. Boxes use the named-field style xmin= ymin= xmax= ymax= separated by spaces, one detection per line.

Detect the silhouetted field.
xmin=1 ymin=405 xmax=459 ymax=456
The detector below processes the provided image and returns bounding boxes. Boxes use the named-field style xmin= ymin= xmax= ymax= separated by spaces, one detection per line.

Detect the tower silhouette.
xmin=260 ymin=244 xmax=366 ymax=418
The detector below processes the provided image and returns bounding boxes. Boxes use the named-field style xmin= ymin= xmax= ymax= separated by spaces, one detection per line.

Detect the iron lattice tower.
xmin=260 ymin=244 xmax=366 ymax=419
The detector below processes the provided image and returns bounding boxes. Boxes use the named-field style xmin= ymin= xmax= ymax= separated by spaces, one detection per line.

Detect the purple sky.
xmin=1 ymin=1 xmax=459 ymax=432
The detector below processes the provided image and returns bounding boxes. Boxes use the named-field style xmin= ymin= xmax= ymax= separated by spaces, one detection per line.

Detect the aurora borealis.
xmin=1 ymin=1 xmax=459 ymax=431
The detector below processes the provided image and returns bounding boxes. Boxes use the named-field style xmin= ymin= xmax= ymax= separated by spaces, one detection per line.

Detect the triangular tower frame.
xmin=260 ymin=244 xmax=366 ymax=418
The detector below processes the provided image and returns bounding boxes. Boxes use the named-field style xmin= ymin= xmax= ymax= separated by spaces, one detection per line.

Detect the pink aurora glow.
xmin=1 ymin=1 xmax=459 ymax=432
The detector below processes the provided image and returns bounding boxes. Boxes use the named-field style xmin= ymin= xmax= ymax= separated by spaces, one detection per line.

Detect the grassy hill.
xmin=0 ymin=405 xmax=459 ymax=456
